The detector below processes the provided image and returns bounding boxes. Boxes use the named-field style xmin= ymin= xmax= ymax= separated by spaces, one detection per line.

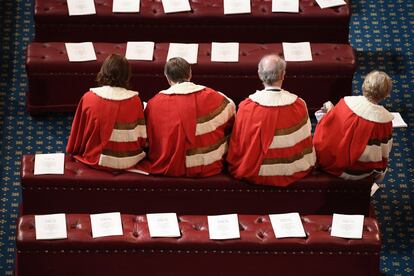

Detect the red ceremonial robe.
xmin=139 ymin=82 xmax=235 ymax=177
xmin=67 ymin=86 xmax=147 ymax=170
xmin=227 ymin=88 xmax=316 ymax=186
xmin=313 ymin=96 xmax=393 ymax=180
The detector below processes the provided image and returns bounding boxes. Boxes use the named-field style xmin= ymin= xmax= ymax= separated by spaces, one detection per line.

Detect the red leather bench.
xmin=21 ymin=155 xmax=372 ymax=216
xmin=16 ymin=214 xmax=380 ymax=276
xmin=26 ymin=42 xmax=356 ymax=114
xmin=34 ymin=0 xmax=350 ymax=43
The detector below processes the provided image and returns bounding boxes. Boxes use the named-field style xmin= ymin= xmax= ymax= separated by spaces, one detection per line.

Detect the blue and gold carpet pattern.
xmin=0 ymin=0 xmax=413 ymax=274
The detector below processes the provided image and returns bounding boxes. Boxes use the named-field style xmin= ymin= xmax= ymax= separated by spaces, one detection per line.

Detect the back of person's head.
xmin=164 ymin=57 xmax=192 ymax=84
xmin=258 ymin=54 xmax=286 ymax=86
xmin=96 ymin=54 xmax=131 ymax=89
xmin=362 ymin=70 xmax=392 ymax=103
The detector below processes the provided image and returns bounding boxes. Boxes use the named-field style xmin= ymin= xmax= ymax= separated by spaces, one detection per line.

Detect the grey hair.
xmin=258 ymin=54 xmax=286 ymax=85
xmin=362 ymin=71 xmax=392 ymax=103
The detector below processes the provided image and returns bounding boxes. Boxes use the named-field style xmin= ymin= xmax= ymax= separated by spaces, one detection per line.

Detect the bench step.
xmin=21 ymin=155 xmax=372 ymax=215
xmin=16 ymin=213 xmax=380 ymax=276
xmin=26 ymin=42 xmax=356 ymax=114
xmin=34 ymin=0 xmax=350 ymax=43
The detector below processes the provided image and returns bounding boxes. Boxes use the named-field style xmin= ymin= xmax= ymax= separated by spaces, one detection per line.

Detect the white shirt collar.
xmin=249 ymin=89 xmax=298 ymax=107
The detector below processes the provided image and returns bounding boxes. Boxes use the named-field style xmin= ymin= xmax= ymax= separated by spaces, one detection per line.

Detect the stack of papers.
xmin=331 ymin=214 xmax=364 ymax=239
xmin=90 ymin=212 xmax=123 ymax=238
xmin=208 ymin=214 xmax=240 ymax=240
xmin=282 ymin=42 xmax=313 ymax=62
xmin=34 ymin=153 xmax=65 ymax=175
xmin=391 ymin=112 xmax=408 ymax=128
xmin=224 ymin=0 xmax=251 ymax=15
xmin=161 ymin=0 xmax=191 ymax=14
xmin=269 ymin=213 xmax=306 ymax=238
xmin=112 ymin=0 xmax=140 ymax=13
xmin=146 ymin=213 xmax=181 ymax=237
xmin=315 ymin=0 xmax=347 ymax=9
xmin=65 ymin=42 xmax=97 ymax=62
xmin=211 ymin=42 xmax=239 ymax=62
xmin=35 ymin=213 xmax=68 ymax=240
xmin=125 ymin=41 xmax=155 ymax=61
xmin=67 ymin=0 xmax=96 ymax=16
xmin=167 ymin=43 xmax=199 ymax=64
xmin=272 ymin=0 xmax=299 ymax=13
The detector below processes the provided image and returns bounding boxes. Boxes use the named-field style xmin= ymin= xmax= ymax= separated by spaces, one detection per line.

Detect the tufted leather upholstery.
xmin=26 ymin=42 xmax=356 ymax=114
xmin=21 ymin=155 xmax=372 ymax=216
xmin=34 ymin=0 xmax=350 ymax=43
xmin=16 ymin=214 xmax=380 ymax=276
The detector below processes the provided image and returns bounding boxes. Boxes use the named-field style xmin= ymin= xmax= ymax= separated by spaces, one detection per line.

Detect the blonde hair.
xmin=362 ymin=71 xmax=392 ymax=103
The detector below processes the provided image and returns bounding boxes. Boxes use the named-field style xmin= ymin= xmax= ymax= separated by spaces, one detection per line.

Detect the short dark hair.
xmin=96 ymin=54 xmax=131 ymax=89
xmin=164 ymin=57 xmax=191 ymax=83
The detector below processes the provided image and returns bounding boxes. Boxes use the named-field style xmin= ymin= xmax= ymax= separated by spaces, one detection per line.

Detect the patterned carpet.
xmin=0 ymin=0 xmax=413 ymax=274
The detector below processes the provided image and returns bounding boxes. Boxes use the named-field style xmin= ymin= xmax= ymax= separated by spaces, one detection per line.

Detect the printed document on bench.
xmin=211 ymin=42 xmax=239 ymax=62
xmin=65 ymin=42 xmax=97 ymax=62
xmin=90 ymin=212 xmax=123 ymax=238
xmin=167 ymin=43 xmax=199 ymax=64
xmin=35 ymin=213 xmax=67 ymax=240
xmin=269 ymin=212 xmax=306 ymax=238
xmin=282 ymin=42 xmax=313 ymax=62
xmin=224 ymin=0 xmax=251 ymax=15
xmin=147 ymin=213 xmax=181 ymax=238
xmin=67 ymin=0 xmax=96 ymax=16
xmin=126 ymin=41 xmax=155 ymax=61
xmin=34 ymin=153 xmax=65 ymax=175
xmin=331 ymin=214 xmax=364 ymax=239
xmin=272 ymin=0 xmax=299 ymax=13
xmin=113 ymin=0 xmax=140 ymax=13
xmin=161 ymin=0 xmax=191 ymax=14
xmin=208 ymin=214 xmax=240 ymax=240
xmin=315 ymin=0 xmax=346 ymax=9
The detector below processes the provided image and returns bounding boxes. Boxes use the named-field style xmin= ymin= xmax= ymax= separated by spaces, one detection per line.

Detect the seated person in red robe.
xmin=227 ymin=54 xmax=315 ymax=186
xmin=139 ymin=57 xmax=235 ymax=177
xmin=67 ymin=54 xmax=147 ymax=170
xmin=313 ymin=70 xmax=393 ymax=181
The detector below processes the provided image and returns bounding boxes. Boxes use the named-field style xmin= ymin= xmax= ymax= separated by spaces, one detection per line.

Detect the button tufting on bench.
xmin=34 ymin=0 xmax=350 ymax=43
xmin=16 ymin=213 xmax=381 ymax=275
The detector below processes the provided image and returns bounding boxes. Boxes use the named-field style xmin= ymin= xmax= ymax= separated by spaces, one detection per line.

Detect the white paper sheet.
xmin=370 ymin=182 xmax=380 ymax=197
xmin=211 ymin=42 xmax=239 ymax=62
xmin=112 ymin=0 xmax=140 ymax=13
xmin=282 ymin=42 xmax=313 ymax=62
xmin=146 ymin=213 xmax=181 ymax=237
xmin=315 ymin=0 xmax=347 ymax=9
xmin=208 ymin=214 xmax=240 ymax=240
xmin=391 ymin=112 xmax=408 ymax=128
xmin=90 ymin=212 xmax=123 ymax=238
xmin=35 ymin=213 xmax=67 ymax=240
xmin=224 ymin=0 xmax=251 ymax=15
xmin=161 ymin=0 xmax=191 ymax=14
xmin=331 ymin=214 xmax=364 ymax=239
xmin=269 ymin=213 xmax=306 ymax=238
xmin=34 ymin=153 xmax=65 ymax=175
xmin=65 ymin=42 xmax=97 ymax=62
xmin=272 ymin=0 xmax=299 ymax=13
xmin=67 ymin=0 xmax=96 ymax=16
xmin=125 ymin=41 xmax=155 ymax=61
xmin=167 ymin=43 xmax=199 ymax=64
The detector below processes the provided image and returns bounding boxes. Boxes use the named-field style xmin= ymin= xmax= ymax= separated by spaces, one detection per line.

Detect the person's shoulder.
xmin=344 ymin=96 xmax=393 ymax=123
xmin=79 ymin=90 xmax=101 ymax=107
